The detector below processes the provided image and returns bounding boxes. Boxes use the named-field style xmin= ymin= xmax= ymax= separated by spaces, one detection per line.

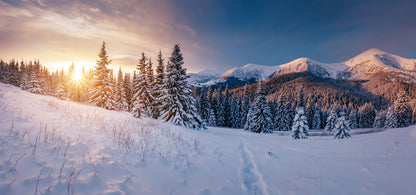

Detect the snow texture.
xmin=1 ymin=83 xmax=416 ymax=194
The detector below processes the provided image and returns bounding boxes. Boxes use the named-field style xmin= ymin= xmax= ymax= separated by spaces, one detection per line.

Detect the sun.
xmin=73 ymin=70 xmax=83 ymax=81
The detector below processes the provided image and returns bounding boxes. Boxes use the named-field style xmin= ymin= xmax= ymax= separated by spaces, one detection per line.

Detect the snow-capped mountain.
xmin=189 ymin=48 xmax=416 ymax=86
xmin=344 ymin=48 xmax=416 ymax=79
xmin=188 ymin=69 xmax=225 ymax=86
xmin=217 ymin=64 xmax=279 ymax=81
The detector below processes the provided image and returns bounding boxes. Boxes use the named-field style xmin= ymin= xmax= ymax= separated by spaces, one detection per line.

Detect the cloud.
xmin=0 ymin=0 xmax=208 ymax=72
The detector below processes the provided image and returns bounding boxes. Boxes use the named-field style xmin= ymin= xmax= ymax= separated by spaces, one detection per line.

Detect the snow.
xmin=1 ymin=83 xmax=416 ymax=194
xmin=217 ymin=64 xmax=279 ymax=81
xmin=190 ymin=48 xmax=416 ymax=86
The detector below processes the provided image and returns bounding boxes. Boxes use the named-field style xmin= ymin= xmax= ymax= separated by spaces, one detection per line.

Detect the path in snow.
xmin=238 ymin=139 xmax=269 ymax=195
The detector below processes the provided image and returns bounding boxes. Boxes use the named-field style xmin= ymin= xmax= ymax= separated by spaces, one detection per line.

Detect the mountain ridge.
xmin=189 ymin=48 xmax=416 ymax=86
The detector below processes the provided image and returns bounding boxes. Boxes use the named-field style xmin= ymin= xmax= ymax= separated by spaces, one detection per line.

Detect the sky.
xmin=0 ymin=0 xmax=416 ymax=73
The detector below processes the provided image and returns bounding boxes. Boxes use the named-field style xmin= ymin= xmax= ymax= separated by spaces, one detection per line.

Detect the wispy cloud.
xmin=0 ymin=0 xmax=207 ymax=72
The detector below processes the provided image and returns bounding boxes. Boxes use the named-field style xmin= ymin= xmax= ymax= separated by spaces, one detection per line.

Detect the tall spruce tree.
xmin=292 ymin=107 xmax=309 ymax=139
xmin=89 ymin=42 xmax=115 ymax=110
xmin=385 ymin=106 xmax=397 ymax=128
xmin=292 ymin=91 xmax=309 ymax=139
xmin=123 ymin=73 xmax=133 ymax=111
xmin=394 ymin=91 xmax=412 ymax=128
xmin=348 ymin=110 xmax=359 ymax=129
xmin=152 ymin=51 xmax=166 ymax=119
xmin=334 ymin=112 xmax=351 ymax=139
xmin=325 ymin=108 xmax=338 ymax=131
xmin=244 ymin=81 xmax=273 ymax=133
xmin=274 ymin=94 xmax=291 ymax=131
xmin=373 ymin=112 xmax=386 ymax=128
xmin=115 ymin=68 xmax=128 ymax=111
xmin=132 ymin=53 xmax=153 ymax=118
xmin=158 ymin=44 xmax=205 ymax=129
xmin=358 ymin=103 xmax=376 ymax=128
xmin=241 ymin=84 xmax=251 ymax=127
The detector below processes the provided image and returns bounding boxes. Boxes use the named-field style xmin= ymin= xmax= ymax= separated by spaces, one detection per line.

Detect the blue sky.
xmin=0 ymin=0 xmax=415 ymax=72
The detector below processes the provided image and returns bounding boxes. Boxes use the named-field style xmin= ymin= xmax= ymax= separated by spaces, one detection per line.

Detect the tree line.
xmin=1 ymin=42 xmax=415 ymax=136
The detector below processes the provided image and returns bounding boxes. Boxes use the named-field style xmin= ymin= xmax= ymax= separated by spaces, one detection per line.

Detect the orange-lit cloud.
xmin=0 ymin=0 xmax=207 ymax=72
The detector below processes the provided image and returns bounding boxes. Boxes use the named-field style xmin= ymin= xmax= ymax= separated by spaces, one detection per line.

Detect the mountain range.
xmin=189 ymin=48 xmax=416 ymax=88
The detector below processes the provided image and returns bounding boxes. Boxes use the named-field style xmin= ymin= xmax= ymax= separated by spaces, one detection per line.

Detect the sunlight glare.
xmin=73 ymin=70 xmax=83 ymax=81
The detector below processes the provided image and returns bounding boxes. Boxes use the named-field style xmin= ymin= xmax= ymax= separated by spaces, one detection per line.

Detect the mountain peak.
xmin=359 ymin=48 xmax=388 ymax=56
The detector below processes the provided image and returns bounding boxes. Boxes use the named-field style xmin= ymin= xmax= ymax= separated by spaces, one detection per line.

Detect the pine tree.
xmin=215 ymin=89 xmax=226 ymax=126
xmin=115 ymin=68 xmax=128 ymax=111
xmin=334 ymin=112 xmax=351 ymax=139
xmin=244 ymin=81 xmax=273 ymax=133
xmin=291 ymin=107 xmax=309 ymax=139
xmin=311 ymin=109 xmax=322 ymax=130
xmin=394 ymin=91 xmax=412 ymax=128
xmin=274 ymin=95 xmax=292 ymax=131
xmin=158 ymin=44 xmax=205 ymax=129
xmin=241 ymin=84 xmax=251 ymax=127
xmin=152 ymin=51 xmax=166 ymax=118
xmin=349 ymin=110 xmax=359 ymax=129
xmin=223 ymin=85 xmax=232 ymax=127
xmin=123 ymin=73 xmax=133 ymax=111
xmin=373 ymin=112 xmax=386 ymax=128
xmin=358 ymin=103 xmax=376 ymax=128
xmin=132 ymin=53 xmax=153 ymax=118
xmin=324 ymin=108 xmax=337 ymax=131
xmin=27 ymin=60 xmax=45 ymax=94
xmin=385 ymin=106 xmax=397 ymax=128
xmin=88 ymin=42 xmax=115 ymax=110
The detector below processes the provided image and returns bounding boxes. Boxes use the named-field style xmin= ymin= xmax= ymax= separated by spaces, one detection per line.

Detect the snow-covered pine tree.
xmin=215 ymin=89 xmax=226 ymax=126
xmin=88 ymin=42 xmax=115 ymax=110
xmin=358 ymin=103 xmax=376 ymax=128
xmin=348 ymin=110 xmax=359 ymax=129
xmin=291 ymin=107 xmax=309 ymax=139
xmin=334 ymin=112 xmax=351 ymax=139
xmin=27 ymin=60 xmax=45 ymax=94
xmin=223 ymin=85 xmax=232 ymax=127
xmin=152 ymin=51 xmax=166 ymax=119
xmin=241 ymin=84 xmax=251 ymax=127
xmin=123 ymin=73 xmax=133 ymax=111
xmin=132 ymin=53 xmax=153 ymax=118
xmin=373 ymin=112 xmax=386 ymax=128
xmin=394 ymin=91 xmax=412 ymax=128
xmin=274 ymin=94 xmax=292 ymax=131
xmin=115 ymin=68 xmax=128 ymax=111
xmin=158 ymin=44 xmax=205 ymax=129
xmin=385 ymin=106 xmax=397 ymax=128
xmin=306 ymin=99 xmax=315 ymax=128
xmin=311 ymin=109 xmax=322 ymax=130
xmin=324 ymin=108 xmax=337 ymax=131
xmin=230 ymin=96 xmax=242 ymax=128
xmin=244 ymin=81 xmax=273 ymax=133
xmin=55 ymin=81 xmax=67 ymax=100
xmin=199 ymin=87 xmax=211 ymax=124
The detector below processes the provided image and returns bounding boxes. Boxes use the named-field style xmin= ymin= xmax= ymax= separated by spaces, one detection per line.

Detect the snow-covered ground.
xmin=1 ymin=83 xmax=416 ymax=195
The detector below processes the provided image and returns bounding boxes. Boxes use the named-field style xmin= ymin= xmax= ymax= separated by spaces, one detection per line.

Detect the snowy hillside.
xmin=190 ymin=49 xmax=416 ymax=86
xmin=1 ymin=83 xmax=416 ymax=195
